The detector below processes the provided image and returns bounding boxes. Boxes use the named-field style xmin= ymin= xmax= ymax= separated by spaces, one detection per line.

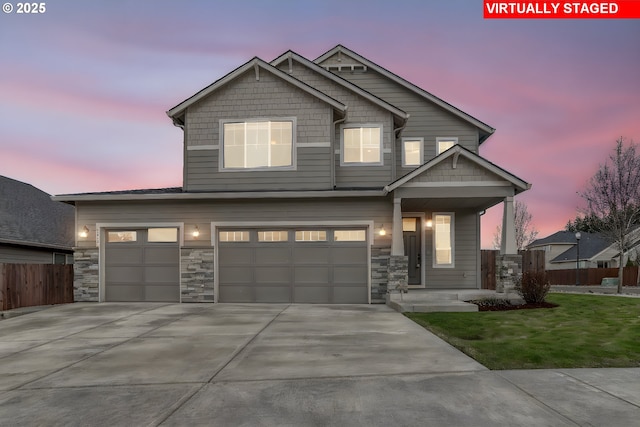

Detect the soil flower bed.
xmin=467 ymin=299 xmax=558 ymax=311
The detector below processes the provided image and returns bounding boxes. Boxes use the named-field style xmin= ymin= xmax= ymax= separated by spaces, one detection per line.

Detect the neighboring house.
xmin=54 ymin=45 xmax=530 ymax=304
xmin=0 ymin=176 xmax=74 ymax=264
xmin=528 ymin=229 xmax=640 ymax=270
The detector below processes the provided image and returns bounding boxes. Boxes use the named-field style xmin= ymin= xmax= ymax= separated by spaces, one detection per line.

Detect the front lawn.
xmin=406 ymin=293 xmax=640 ymax=370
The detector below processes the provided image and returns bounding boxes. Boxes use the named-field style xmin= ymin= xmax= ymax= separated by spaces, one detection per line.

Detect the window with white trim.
xmin=436 ymin=137 xmax=458 ymax=155
xmin=433 ymin=213 xmax=454 ymax=267
xmin=341 ymin=124 xmax=382 ymax=165
xmin=402 ymin=138 xmax=423 ymax=167
xmin=222 ymin=119 xmax=294 ymax=169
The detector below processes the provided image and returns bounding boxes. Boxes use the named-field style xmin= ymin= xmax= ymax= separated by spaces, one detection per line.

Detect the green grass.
xmin=406 ymin=293 xmax=640 ymax=370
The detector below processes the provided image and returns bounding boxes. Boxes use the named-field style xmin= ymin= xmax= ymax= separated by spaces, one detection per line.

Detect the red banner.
xmin=484 ymin=1 xmax=640 ymax=18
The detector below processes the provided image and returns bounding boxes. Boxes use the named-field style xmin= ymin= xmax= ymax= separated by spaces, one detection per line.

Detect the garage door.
xmin=218 ymin=228 xmax=368 ymax=303
xmin=104 ymin=228 xmax=180 ymax=302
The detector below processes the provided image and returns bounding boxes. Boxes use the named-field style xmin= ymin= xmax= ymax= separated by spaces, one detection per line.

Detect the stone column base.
xmin=387 ymin=255 xmax=409 ymax=294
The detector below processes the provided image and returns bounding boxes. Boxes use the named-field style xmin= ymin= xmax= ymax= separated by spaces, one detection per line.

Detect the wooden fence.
xmin=0 ymin=263 xmax=74 ymax=311
xmin=481 ymin=250 xmax=546 ymax=290
xmin=546 ymin=266 xmax=639 ymax=287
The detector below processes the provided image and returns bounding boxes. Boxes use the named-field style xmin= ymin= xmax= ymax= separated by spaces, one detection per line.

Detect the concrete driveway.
xmin=0 ymin=303 xmax=639 ymax=426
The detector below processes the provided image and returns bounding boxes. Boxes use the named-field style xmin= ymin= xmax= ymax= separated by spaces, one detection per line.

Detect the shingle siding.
xmin=184 ymin=69 xmax=333 ymax=192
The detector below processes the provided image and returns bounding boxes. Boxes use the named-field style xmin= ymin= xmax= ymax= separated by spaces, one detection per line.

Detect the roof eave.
xmin=314 ymin=45 xmax=495 ymax=136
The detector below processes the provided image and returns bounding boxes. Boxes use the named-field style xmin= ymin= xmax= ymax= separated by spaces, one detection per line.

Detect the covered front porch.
xmin=383 ymin=145 xmax=531 ymax=295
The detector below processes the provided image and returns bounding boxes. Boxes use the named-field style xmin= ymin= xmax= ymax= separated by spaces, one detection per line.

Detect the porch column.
xmin=391 ymin=197 xmax=404 ymax=256
xmin=500 ymin=196 xmax=517 ymax=255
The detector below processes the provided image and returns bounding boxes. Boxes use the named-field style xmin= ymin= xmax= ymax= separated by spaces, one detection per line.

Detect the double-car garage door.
xmin=104 ymin=226 xmax=369 ymax=303
xmin=218 ymin=227 xmax=369 ymax=303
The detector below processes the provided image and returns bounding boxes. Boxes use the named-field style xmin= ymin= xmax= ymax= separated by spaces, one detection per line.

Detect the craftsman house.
xmin=55 ymin=45 xmax=530 ymax=303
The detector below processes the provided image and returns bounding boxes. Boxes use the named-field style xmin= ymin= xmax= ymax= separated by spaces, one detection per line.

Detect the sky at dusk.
xmin=1 ymin=1 xmax=639 ymax=248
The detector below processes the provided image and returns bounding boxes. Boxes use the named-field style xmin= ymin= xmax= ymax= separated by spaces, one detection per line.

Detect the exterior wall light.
xmin=379 ymin=225 xmax=386 ymax=236
xmin=192 ymin=226 xmax=200 ymax=239
xmin=79 ymin=226 xmax=89 ymax=238
xmin=426 ymin=219 xmax=433 ymax=229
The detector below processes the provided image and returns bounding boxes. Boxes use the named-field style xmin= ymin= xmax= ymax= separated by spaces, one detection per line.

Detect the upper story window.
xmin=341 ymin=124 xmax=382 ymax=165
xmin=402 ymin=137 xmax=423 ymax=167
xmin=221 ymin=119 xmax=295 ymax=170
xmin=436 ymin=137 xmax=458 ymax=155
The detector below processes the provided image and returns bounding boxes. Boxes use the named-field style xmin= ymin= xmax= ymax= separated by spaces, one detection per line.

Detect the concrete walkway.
xmin=0 ymin=303 xmax=638 ymax=426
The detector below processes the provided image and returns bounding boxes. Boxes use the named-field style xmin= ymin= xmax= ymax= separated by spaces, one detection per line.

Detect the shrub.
xmin=514 ymin=271 xmax=551 ymax=304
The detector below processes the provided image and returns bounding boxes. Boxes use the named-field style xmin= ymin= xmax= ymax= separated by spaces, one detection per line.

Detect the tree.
xmin=580 ymin=137 xmax=640 ymax=293
xmin=493 ymin=200 xmax=539 ymax=250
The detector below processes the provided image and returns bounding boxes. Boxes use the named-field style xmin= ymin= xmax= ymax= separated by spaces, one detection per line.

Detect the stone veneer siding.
xmin=496 ymin=254 xmax=523 ymax=293
xmin=180 ymin=247 xmax=215 ymax=302
xmin=371 ymin=246 xmax=390 ymax=303
xmin=73 ymin=247 xmax=99 ymax=302
xmin=387 ymin=255 xmax=409 ymax=294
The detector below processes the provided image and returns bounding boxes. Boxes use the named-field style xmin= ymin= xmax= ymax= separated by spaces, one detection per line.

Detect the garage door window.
xmin=148 ymin=228 xmax=178 ymax=242
xmin=107 ymin=231 xmax=137 ymax=242
xmin=219 ymin=231 xmax=250 ymax=242
xmin=258 ymin=231 xmax=289 ymax=242
xmin=334 ymin=230 xmax=366 ymax=241
xmin=295 ymin=230 xmax=327 ymax=241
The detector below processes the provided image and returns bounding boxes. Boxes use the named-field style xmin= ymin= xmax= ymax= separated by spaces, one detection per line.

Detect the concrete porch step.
xmin=387 ymin=298 xmax=479 ymax=313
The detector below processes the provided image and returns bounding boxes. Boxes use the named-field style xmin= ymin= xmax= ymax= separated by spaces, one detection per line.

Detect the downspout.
xmin=392 ymin=117 xmax=409 ymax=182
xmin=332 ymin=110 xmax=347 ymax=189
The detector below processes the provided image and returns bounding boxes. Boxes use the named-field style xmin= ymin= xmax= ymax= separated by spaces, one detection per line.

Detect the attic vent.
xmin=323 ymin=64 xmax=367 ymax=73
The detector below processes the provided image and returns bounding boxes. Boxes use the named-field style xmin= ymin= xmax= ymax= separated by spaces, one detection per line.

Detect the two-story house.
xmin=55 ymin=45 xmax=530 ymax=304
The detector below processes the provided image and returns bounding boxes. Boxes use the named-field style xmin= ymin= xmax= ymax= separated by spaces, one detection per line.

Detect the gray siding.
xmin=76 ymin=199 xmax=480 ymax=289
xmin=184 ymin=69 xmax=334 ymax=192
xmin=0 ymin=245 xmax=61 ymax=264
xmin=424 ymin=209 xmax=479 ymax=289
xmin=275 ymin=61 xmax=396 ymax=188
xmin=317 ymin=54 xmax=480 ymax=177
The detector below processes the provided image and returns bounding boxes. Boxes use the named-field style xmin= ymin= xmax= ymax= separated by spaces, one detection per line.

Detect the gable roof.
xmin=550 ymin=232 xmax=612 ymax=263
xmin=314 ymin=45 xmax=495 ymax=142
xmin=270 ymin=50 xmax=409 ymax=125
xmin=0 ymin=176 xmax=74 ymax=250
xmin=529 ymin=230 xmax=580 ymax=247
xmin=384 ymin=145 xmax=530 ymax=193
xmin=167 ymin=57 xmax=347 ymax=126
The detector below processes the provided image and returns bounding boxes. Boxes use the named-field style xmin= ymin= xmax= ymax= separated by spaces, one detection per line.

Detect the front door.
xmin=402 ymin=217 xmax=422 ymax=286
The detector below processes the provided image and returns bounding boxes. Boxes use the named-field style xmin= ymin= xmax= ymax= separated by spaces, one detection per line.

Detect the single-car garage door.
xmin=104 ymin=228 xmax=180 ymax=302
xmin=218 ymin=228 xmax=368 ymax=303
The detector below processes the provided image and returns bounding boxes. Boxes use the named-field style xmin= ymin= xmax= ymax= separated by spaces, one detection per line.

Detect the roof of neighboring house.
xmin=529 ymin=230 xmax=613 ymax=263
xmin=529 ymin=230 xmax=580 ymax=247
xmin=314 ymin=45 xmax=496 ymax=142
xmin=0 ymin=176 xmax=75 ymax=250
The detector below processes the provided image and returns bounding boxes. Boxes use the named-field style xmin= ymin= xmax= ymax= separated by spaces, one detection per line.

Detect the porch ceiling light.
xmin=79 ymin=226 xmax=89 ymax=238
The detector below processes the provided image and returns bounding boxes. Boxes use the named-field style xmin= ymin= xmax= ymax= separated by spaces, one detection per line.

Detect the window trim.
xmin=436 ymin=137 xmax=458 ymax=155
xmin=432 ymin=212 xmax=455 ymax=268
xmin=340 ymin=123 xmax=383 ymax=166
xmin=219 ymin=117 xmax=297 ymax=172
xmin=401 ymin=137 xmax=423 ymax=167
